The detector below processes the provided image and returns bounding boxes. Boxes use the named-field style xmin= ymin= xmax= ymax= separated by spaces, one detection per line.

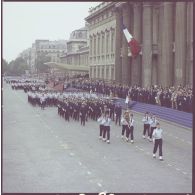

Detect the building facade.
xmin=35 ymin=39 xmax=67 ymax=62
xmin=60 ymin=26 xmax=89 ymax=75
xmin=26 ymin=39 xmax=67 ymax=73
xmin=86 ymin=1 xmax=193 ymax=87
xmin=85 ymin=2 xmax=116 ymax=81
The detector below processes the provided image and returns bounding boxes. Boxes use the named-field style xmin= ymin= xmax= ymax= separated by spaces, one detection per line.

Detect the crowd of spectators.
xmin=69 ymin=77 xmax=192 ymax=113
xmin=5 ymin=75 xmax=192 ymax=113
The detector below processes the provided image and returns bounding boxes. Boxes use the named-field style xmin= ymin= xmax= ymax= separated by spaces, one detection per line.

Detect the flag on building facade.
xmin=122 ymin=24 xmax=141 ymax=58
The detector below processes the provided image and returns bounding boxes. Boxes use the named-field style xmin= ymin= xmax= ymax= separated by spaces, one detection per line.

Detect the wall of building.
xmin=86 ymin=2 xmax=116 ymax=81
xmin=59 ymin=27 xmax=89 ymax=75
xmin=86 ymin=2 xmax=193 ymax=87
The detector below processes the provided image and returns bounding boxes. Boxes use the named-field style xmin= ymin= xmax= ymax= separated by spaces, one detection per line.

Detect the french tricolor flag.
xmin=122 ymin=24 xmax=141 ymax=58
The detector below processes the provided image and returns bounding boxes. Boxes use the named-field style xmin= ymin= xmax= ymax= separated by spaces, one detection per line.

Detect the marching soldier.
xmin=40 ymin=94 xmax=46 ymax=110
xmin=142 ymin=112 xmax=151 ymax=139
xmin=149 ymin=114 xmax=158 ymax=142
xmin=97 ymin=113 xmax=105 ymax=140
xmin=102 ymin=111 xmax=111 ymax=144
xmin=121 ymin=110 xmax=130 ymax=139
xmin=109 ymin=101 xmax=115 ymax=121
xmin=152 ymin=122 xmax=163 ymax=161
xmin=126 ymin=113 xmax=134 ymax=143
xmin=80 ymin=103 xmax=87 ymax=126
xmin=115 ymin=103 xmax=122 ymax=126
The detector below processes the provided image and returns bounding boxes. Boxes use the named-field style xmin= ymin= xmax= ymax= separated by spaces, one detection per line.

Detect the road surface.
xmin=2 ymin=82 xmax=192 ymax=193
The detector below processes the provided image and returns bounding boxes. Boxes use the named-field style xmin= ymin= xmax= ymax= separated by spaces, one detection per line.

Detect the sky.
xmin=3 ymin=1 xmax=101 ymax=63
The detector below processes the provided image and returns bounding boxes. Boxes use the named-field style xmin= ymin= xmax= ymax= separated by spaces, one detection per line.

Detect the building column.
xmin=96 ymin=33 xmax=99 ymax=64
xmin=109 ymin=65 xmax=112 ymax=80
xmin=89 ymin=67 xmax=91 ymax=78
xmin=104 ymin=65 xmax=107 ymax=79
xmin=142 ymin=2 xmax=152 ymax=87
xmin=122 ymin=3 xmax=131 ymax=85
xmin=99 ymin=65 xmax=102 ymax=79
xmin=93 ymin=66 xmax=95 ymax=78
xmin=114 ymin=7 xmax=122 ymax=83
xmin=131 ymin=3 xmax=142 ymax=86
xmin=108 ymin=30 xmax=111 ymax=55
xmin=174 ymin=2 xmax=187 ymax=86
xmin=93 ymin=34 xmax=96 ymax=65
xmin=159 ymin=2 xmax=174 ymax=87
xmin=186 ymin=2 xmax=193 ymax=86
xmin=99 ymin=32 xmax=102 ymax=65
xmin=91 ymin=35 xmax=94 ymax=60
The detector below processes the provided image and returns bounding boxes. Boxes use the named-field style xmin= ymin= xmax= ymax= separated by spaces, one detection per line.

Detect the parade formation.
xmin=6 ymin=77 xmax=164 ymax=161
xmin=3 ymin=1 xmax=193 ymax=193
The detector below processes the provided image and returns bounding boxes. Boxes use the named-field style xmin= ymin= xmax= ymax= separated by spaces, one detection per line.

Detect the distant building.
xmin=36 ymin=39 xmax=67 ymax=63
xmin=57 ymin=26 xmax=89 ymax=76
xmin=22 ymin=39 xmax=67 ymax=73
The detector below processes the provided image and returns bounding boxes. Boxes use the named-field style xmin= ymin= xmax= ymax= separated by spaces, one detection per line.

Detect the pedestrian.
xmin=152 ymin=122 xmax=163 ymax=161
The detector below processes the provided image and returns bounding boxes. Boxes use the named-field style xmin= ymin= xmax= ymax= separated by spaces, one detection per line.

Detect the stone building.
xmin=85 ymin=2 xmax=116 ymax=81
xmin=86 ymin=2 xmax=193 ymax=87
xmin=27 ymin=39 xmax=67 ymax=73
xmin=35 ymin=39 xmax=67 ymax=63
xmin=59 ymin=26 xmax=89 ymax=76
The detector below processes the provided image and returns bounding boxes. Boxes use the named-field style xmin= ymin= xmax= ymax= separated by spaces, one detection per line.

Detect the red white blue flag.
xmin=122 ymin=24 xmax=141 ymax=58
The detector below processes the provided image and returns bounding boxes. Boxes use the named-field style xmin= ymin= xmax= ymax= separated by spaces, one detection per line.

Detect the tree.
xmin=2 ymin=59 xmax=9 ymax=75
xmin=35 ymin=53 xmax=51 ymax=73
xmin=6 ymin=57 xmax=29 ymax=76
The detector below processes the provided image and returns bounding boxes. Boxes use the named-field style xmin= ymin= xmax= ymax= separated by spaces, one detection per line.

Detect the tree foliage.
xmin=2 ymin=59 xmax=9 ymax=74
xmin=3 ymin=57 xmax=29 ymax=76
xmin=35 ymin=53 xmax=51 ymax=73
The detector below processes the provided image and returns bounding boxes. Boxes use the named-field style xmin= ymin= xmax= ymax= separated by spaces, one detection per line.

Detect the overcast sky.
xmin=3 ymin=2 xmax=100 ymax=63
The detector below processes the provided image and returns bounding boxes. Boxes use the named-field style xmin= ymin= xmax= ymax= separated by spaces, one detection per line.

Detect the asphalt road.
xmin=2 ymin=82 xmax=192 ymax=193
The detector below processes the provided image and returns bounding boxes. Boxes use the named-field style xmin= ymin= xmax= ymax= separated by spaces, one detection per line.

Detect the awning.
xmin=44 ymin=62 xmax=89 ymax=72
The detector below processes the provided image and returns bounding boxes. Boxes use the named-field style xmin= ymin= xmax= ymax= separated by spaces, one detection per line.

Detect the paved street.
xmin=2 ymin=82 xmax=192 ymax=193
